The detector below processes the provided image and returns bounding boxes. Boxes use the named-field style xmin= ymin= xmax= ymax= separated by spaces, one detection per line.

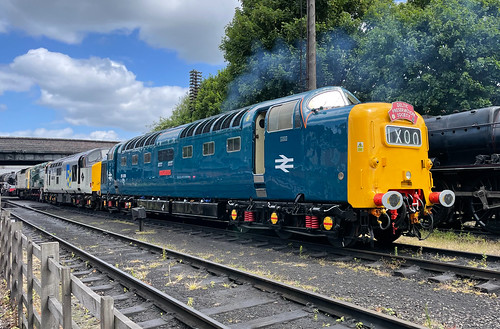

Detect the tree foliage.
xmin=350 ymin=0 xmax=500 ymax=115
xmin=153 ymin=0 xmax=499 ymax=131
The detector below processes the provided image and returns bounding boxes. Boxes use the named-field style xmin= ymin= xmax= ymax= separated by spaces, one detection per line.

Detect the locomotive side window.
xmin=144 ymin=152 xmax=151 ymax=164
xmin=72 ymin=165 xmax=77 ymax=181
xmin=121 ymin=156 xmax=127 ymax=166
xmin=132 ymin=154 xmax=139 ymax=165
xmin=183 ymin=145 xmax=193 ymax=158
xmin=158 ymin=148 xmax=174 ymax=162
xmin=203 ymin=142 xmax=215 ymax=156
xmin=227 ymin=137 xmax=241 ymax=152
xmin=267 ymin=101 xmax=297 ymax=132
xmin=308 ymin=90 xmax=345 ymax=110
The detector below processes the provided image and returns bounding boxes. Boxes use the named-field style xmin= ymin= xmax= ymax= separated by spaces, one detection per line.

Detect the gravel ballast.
xmin=16 ymin=202 xmax=500 ymax=329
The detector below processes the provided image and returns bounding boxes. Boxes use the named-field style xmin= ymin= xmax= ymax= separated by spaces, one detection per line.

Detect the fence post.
xmin=61 ymin=267 xmax=72 ymax=329
xmin=40 ymin=242 xmax=59 ymax=329
xmin=0 ymin=214 xmax=5 ymax=277
xmin=100 ymin=296 xmax=114 ymax=329
xmin=12 ymin=223 xmax=23 ymax=326
xmin=27 ymin=238 xmax=34 ymax=329
xmin=4 ymin=211 xmax=12 ymax=290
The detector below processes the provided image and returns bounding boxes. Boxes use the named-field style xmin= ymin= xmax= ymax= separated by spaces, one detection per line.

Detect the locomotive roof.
xmin=48 ymin=148 xmax=108 ymax=168
xmin=119 ymin=86 xmax=358 ymax=151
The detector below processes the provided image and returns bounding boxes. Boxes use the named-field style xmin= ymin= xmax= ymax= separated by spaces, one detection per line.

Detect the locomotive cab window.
xmin=121 ymin=156 xmax=127 ymax=166
xmin=132 ymin=154 xmax=139 ymax=165
xmin=227 ymin=137 xmax=241 ymax=152
xmin=144 ymin=152 xmax=151 ymax=164
xmin=308 ymin=90 xmax=346 ymax=111
xmin=71 ymin=165 xmax=77 ymax=182
xmin=183 ymin=145 xmax=193 ymax=158
xmin=267 ymin=101 xmax=297 ymax=132
xmin=203 ymin=142 xmax=215 ymax=156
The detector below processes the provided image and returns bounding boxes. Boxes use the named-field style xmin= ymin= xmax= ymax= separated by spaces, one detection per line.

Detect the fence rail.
xmin=0 ymin=207 xmax=142 ymax=329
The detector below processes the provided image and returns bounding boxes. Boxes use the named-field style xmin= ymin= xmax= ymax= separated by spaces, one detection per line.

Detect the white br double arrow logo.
xmin=275 ymin=155 xmax=294 ymax=173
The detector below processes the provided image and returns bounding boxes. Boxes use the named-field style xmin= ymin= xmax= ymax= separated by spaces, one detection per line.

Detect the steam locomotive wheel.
xmin=469 ymin=178 xmax=500 ymax=234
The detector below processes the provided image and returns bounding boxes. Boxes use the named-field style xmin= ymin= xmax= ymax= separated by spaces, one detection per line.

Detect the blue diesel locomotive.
xmin=94 ymin=86 xmax=453 ymax=246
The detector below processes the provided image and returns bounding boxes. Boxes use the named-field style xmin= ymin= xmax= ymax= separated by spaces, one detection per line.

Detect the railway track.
xmin=11 ymin=199 xmax=500 ymax=292
xmin=4 ymin=200 xmax=428 ymax=329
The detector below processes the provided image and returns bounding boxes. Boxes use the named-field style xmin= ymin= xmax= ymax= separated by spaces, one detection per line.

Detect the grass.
xmin=397 ymin=230 xmax=500 ymax=256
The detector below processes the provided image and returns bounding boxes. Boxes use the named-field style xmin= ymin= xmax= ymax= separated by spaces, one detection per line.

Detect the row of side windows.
xmin=120 ymin=137 xmax=242 ymax=165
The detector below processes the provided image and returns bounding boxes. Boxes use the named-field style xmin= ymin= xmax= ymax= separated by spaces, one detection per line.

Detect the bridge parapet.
xmin=0 ymin=137 xmax=118 ymax=165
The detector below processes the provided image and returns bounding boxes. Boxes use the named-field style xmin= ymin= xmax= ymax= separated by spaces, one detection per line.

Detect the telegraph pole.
xmin=306 ymin=0 xmax=316 ymax=91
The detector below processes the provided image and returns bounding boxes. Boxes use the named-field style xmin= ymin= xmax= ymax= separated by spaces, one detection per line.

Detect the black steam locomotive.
xmin=425 ymin=106 xmax=500 ymax=233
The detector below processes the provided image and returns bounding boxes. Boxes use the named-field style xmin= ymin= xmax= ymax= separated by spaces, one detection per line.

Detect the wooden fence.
xmin=0 ymin=207 xmax=142 ymax=329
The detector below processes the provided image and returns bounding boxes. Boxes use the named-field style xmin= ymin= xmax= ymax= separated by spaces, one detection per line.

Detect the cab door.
xmin=253 ymin=111 xmax=267 ymax=197
xmin=263 ymin=100 xmax=303 ymax=200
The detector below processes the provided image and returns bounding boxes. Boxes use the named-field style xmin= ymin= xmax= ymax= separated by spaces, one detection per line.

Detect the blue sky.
xmin=0 ymin=0 xmax=240 ymax=142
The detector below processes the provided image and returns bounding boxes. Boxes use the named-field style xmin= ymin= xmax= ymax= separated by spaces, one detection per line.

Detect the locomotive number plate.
xmin=385 ymin=125 xmax=422 ymax=147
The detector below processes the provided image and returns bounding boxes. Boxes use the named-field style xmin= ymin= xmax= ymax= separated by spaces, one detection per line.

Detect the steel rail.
xmin=337 ymin=248 xmax=500 ymax=281
xmin=391 ymin=242 xmax=500 ymax=263
xmin=8 ymin=201 xmax=427 ymax=329
xmin=9 ymin=211 xmax=229 ymax=329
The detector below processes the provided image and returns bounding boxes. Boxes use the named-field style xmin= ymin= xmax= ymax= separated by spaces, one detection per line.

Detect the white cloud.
xmin=0 ymin=68 xmax=33 ymax=95
xmin=0 ymin=0 xmax=239 ymax=64
xmin=0 ymin=127 xmax=119 ymax=141
xmin=8 ymin=48 xmax=188 ymax=132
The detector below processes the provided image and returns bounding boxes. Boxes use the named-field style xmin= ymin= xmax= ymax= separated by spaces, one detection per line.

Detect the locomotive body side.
xmin=426 ymin=107 xmax=500 ymax=167
xmin=45 ymin=148 xmax=108 ymax=206
xmin=425 ymin=107 xmax=500 ymax=232
xmin=99 ymin=86 xmax=452 ymax=244
xmin=15 ymin=168 xmax=28 ymax=198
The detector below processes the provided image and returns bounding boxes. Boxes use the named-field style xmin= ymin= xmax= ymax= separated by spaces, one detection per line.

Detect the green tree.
xmin=220 ymin=0 xmax=371 ymax=108
xmin=349 ymin=0 xmax=500 ymax=114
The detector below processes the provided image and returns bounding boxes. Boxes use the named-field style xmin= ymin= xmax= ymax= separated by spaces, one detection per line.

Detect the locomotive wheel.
xmin=374 ymin=228 xmax=402 ymax=245
xmin=327 ymin=222 xmax=359 ymax=248
xmin=469 ymin=178 xmax=500 ymax=233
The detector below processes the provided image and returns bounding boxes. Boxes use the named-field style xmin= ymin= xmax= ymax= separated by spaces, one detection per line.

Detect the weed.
xmin=336 ymin=316 xmax=345 ymax=323
xmin=185 ymin=279 xmax=203 ymax=291
xmin=424 ymin=303 xmax=432 ymax=327
xmin=481 ymin=253 xmax=488 ymax=267
xmin=313 ymin=308 xmax=319 ymax=321
xmin=187 ymin=297 xmax=194 ymax=307
xmin=162 ymin=249 xmax=167 ymax=261
xmin=394 ymin=246 xmax=398 ymax=256
xmin=356 ymin=321 xmax=364 ymax=328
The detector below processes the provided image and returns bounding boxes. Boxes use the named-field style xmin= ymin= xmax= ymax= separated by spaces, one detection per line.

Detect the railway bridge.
xmin=0 ymin=137 xmax=118 ymax=165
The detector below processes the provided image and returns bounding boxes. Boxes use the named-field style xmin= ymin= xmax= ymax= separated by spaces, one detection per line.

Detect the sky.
xmin=0 ymin=0 xmax=240 ymax=142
